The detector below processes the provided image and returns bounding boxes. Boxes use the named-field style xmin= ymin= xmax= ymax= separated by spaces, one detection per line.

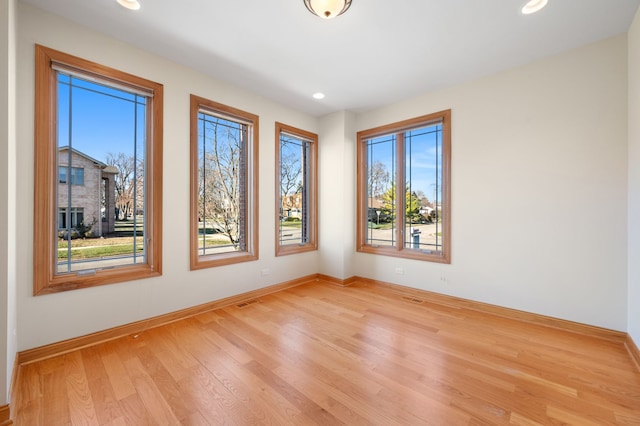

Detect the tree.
xmin=198 ymin=119 xmax=244 ymax=247
xmin=368 ymin=161 xmax=390 ymax=198
xmin=381 ymin=183 xmax=421 ymax=222
xmin=414 ymin=189 xmax=431 ymax=208
xmin=279 ymin=139 xmax=303 ymax=198
xmin=106 ymin=152 xmax=142 ymax=220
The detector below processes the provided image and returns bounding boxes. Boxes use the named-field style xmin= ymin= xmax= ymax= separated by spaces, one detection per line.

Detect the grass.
xmin=113 ymin=219 xmax=145 ymax=237
xmin=58 ymin=220 xmax=146 ymax=259
xmin=195 ymin=238 xmax=234 ymax=248
xmin=368 ymin=222 xmax=395 ymax=230
xmin=58 ymin=236 xmax=143 ymax=249
xmin=58 ymin=243 xmax=144 ymax=260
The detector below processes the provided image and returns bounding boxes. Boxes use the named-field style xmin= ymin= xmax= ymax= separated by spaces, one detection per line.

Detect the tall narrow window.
xmin=34 ymin=45 xmax=163 ymax=295
xmin=356 ymin=110 xmax=451 ymax=263
xmin=275 ymin=122 xmax=318 ymax=256
xmin=190 ymin=95 xmax=259 ymax=269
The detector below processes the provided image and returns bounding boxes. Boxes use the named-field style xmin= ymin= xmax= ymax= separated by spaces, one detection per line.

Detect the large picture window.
xmin=190 ymin=95 xmax=259 ymax=269
xmin=34 ymin=45 xmax=163 ymax=295
xmin=356 ymin=110 xmax=451 ymax=263
xmin=275 ymin=122 xmax=318 ymax=256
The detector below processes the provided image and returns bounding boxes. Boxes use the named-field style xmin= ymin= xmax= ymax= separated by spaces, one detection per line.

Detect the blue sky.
xmin=57 ymin=74 xmax=146 ymax=163
xmin=368 ymin=124 xmax=443 ymax=203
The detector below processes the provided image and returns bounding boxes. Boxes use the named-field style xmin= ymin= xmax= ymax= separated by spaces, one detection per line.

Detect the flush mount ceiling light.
xmin=304 ymin=0 xmax=352 ymax=19
xmin=521 ymin=0 xmax=548 ymax=14
xmin=312 ymin=92 xmax=325 ymax=99
xmin=117 ymin=0 xmax=141 ymax=11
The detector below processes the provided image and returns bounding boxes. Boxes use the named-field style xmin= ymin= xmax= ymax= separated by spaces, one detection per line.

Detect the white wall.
xmin=318 ymin=111 xmax=356 ymax=279
xmin=16 ymin=3 xmax=320 ymax=350
xmin=628 ymin=9 xmax=640 ymax=344
xmin=354 ymin=35 xmax=629 ymax=331
xmin=0 ymin=0 xmax=17 ymax=403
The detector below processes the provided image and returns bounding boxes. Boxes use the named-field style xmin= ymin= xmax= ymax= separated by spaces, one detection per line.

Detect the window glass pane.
xmin=403 ymin=123 xmax=443 ymax=253
xmin=196 ymin=112 xmax=247 ymax=256
xmin=72 ymin=167 xmax=84 ymax=185
xmin=365 ymin=134 xmax=395 ymax=247
xmin=56 ymin=73 xmax=147 ymax=274
xmin=59 ymin=166 xmax=67 ymax=184
xmin=279 ymin=134 xmax=310 ymax=246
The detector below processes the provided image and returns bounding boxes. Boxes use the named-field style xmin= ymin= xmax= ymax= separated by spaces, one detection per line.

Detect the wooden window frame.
xmin=275 ymin=122 xmax=318 ymax=256
xmin=33 ymin=45 xmax=163 ymax=295
xmin=356 ymin=110 xmax=451 ymax=264
xmin=189 ymin=95 xmax=259 ymax=270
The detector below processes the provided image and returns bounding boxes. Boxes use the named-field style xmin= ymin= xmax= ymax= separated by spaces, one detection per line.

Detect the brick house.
xmin=58 ymin=147 xmax=117 ymax=236
xmin=281 ymin=193 xmax=302 ymax=219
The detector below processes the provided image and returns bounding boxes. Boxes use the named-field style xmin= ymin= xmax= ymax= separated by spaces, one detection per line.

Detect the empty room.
xmin=1 ymin=0 xmax=640 ymax=424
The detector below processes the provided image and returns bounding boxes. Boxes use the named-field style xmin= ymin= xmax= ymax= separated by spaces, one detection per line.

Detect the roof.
xmin=58 ymin=146 xmax=107 ymax=168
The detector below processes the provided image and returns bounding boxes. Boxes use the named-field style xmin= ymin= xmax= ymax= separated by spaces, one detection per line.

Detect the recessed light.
xmin=312 ymin=92 xmax=325 ymax=100
xmin=117 ymin=0 xmax=141 ymax=11
xmin=521 ymin=0 xmax=548 ymax=15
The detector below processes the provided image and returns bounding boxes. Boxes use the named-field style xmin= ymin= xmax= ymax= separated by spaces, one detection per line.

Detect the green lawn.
xmin=58 ymin=243 xmax=144 ymax=260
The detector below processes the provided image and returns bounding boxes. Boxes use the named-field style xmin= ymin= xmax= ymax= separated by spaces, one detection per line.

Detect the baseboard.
xmin=17 ymin=274 xmax=319 ymax=365
xmin=0 ymin=404 xmax=12 ymax=425
xmin=8 ymin=356 xmax=18 ymax=424
xmin=316 ymin=274 xmax=357 ymax=287
xmin=347 ymin=276 xmax=627 ymax=343
xmin=15 ymin=271 xmax=630 ymax=365
xmin=626 ymin=334 xmax=640 ymax=372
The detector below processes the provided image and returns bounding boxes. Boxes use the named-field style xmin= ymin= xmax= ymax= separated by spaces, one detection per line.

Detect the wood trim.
xmin=316 ymin=274 xmax=349 ymax=286
xmin=0 ymin=404 xmax=11 ymax=425
xmin=18 ymin=274 xmax=318 ymax=366
xmin=355 ymin=109 xmax=452 ymax=264
xmin=626 ymin=334 xmax=640 ymax=372
xmin=274 ymin=122 xmax=318 ymax=257
xmin=8 ymin=356 xmax=18 ymax=424
xmin=33 ymin=45 xmax=163 ymax=295
xmin=316 ymin=274 xmax=358 ymax=287
xmin=349 ymin=276 xmax=627 ymax=343
xmin=189 ymin=94 xmax=259 ymax=270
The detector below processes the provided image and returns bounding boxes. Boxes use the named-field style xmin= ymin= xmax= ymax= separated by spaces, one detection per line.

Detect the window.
xmin=275 ymin=122 xmax=318 ymax=256
xmin=58 ymin=207 xmax=84 ymax=230
xmin=34 ymin=45 xmax=163 ymax=295
xmin=58 ymin=166 xmax=84 ymax=185
xmin=356 ymin=110 xmax=451 ymax=263
xmin=190 ymin=95 xmax=259 ymax=269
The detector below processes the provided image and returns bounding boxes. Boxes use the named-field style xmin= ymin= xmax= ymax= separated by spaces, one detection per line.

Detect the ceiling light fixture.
xmin=304 ymin=0 xmax=352 ymax=19
xmin=521 ymin=0 xmax=548 ymax=15
xmin=312 ymin=92 xmax=325 ymax=99
xmin=117 ymin=0 xmax=141 ymax=11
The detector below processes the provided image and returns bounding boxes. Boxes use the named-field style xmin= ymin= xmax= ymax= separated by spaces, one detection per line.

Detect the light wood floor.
xmin=13 ymin=280 xmax=640 ymax=425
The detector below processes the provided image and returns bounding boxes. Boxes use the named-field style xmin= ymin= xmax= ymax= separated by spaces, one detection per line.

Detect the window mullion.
xmin=395 ymin=132 xmax=405 ymax=251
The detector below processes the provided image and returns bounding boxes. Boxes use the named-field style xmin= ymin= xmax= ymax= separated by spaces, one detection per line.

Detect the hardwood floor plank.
xmin=64 ymin=351 xmax=99 ymax=425
xmin=100 ymin=349 xmax=136 ymax=401
xmin=41 ymin=359 xmax=70 ymax=425
xmin=81 ymin=346 xmax=124 ymax=424
xmin=133 ymin=344 xmax=195 ymax=422
xmin=122 ymin=357 xmax=181 ymax=425
xmin=12 ymin=281 xmax=640 ymax=425
xmin=117 ymin=393 xmax=151 ymax=425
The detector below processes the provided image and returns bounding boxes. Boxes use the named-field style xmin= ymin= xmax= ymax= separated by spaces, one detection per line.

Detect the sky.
xmin=368 ymin=124 xmax=443 ymax=204
xmin=57 ymin=73 xmax=146 ymax=164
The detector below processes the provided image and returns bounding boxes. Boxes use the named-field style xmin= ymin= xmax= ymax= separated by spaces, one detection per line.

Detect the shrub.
xmin=75 ymin=218 xmax=97 ymax=239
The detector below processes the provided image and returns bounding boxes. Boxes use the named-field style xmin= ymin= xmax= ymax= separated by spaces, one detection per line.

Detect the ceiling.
xmin=20 ymin=0 xmax=640 ymax=117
